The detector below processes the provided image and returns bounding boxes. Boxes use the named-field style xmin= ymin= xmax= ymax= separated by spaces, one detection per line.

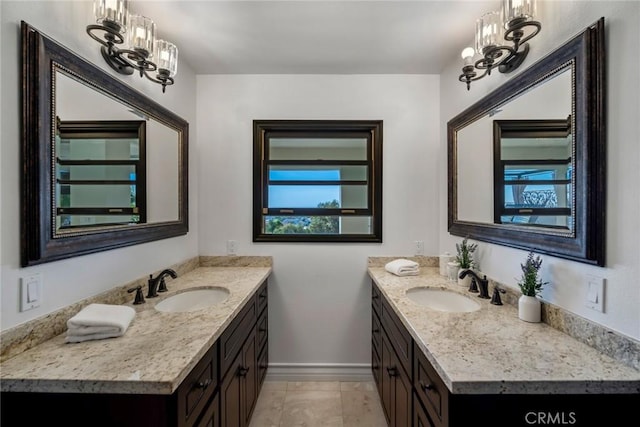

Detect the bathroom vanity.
xmin=369 ymin=266 xmax=640 ymax=427
xmin=0 ymin=266 xmax=270 ymax=427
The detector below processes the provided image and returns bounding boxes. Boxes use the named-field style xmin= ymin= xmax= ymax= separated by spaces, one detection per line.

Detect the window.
xmin=493 ymin=118 xmax=573 ymax=230
xmin=253 ymin=120 xmax=383 ymax=242
xmin=55 ymin=119 xmax=147 ymax=230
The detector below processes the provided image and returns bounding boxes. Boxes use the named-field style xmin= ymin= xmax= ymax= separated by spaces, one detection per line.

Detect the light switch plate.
xmin=20 ymin=273 xmax=42 ymax=312
xmin=585 ymin=274 xmax=604 ymax=312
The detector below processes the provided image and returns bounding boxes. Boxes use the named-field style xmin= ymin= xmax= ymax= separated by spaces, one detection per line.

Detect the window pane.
xmin=268 ymin=185 xmax=368 ymax=209
xmin=269 ymin=138 xmax=367 ymax=160
xmin=268 ymin=165 xmax=367 ymax=181
xmin=500 ymin=215 xmax=571 ymax=229
xmin=57 ymin=165 xmax=137 ymax=180
xmin=56 ymin=184 xmax=137 ymax=208
xmin=263 ymin=216 xmax=372 ymax=235
xmin=504 ymin=164 xmax=571 ymax=181
xmin=503 ymin=184 xmax=571 ymax=208
xmin=57 ymin=138 xmax=140 ymax=161
xmin=57 ymin=214 xmax=140 ymax=229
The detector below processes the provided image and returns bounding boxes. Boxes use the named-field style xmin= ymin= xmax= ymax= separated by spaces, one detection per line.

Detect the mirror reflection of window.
xmin=55 ymin=120 xmax=147 ymax=231
xmin=494 ymin=119 xmax=573 ymax=231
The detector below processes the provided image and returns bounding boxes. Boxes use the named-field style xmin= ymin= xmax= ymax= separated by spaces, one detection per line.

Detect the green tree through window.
xmin=266 ymin=200 xmax=339 ymax=234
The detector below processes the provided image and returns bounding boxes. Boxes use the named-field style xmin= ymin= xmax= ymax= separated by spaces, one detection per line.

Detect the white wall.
xmin=1 ymin=1 xmax=199 ymax=330
xmin=439 ymin=1 xmax=640 ymax=340
xmin=197 ymin=75 xmax=439 ymax=372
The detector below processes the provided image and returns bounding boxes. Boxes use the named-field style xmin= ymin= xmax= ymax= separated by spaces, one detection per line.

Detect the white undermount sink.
xmin=154 ymin=287 xmax=230 ymax=313
xmin=405 ymin=287 xmax=481 ymax=313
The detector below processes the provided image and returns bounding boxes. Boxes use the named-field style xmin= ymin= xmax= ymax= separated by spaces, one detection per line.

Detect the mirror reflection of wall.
xmin=55 ymin=70 xmax=180 ymax=229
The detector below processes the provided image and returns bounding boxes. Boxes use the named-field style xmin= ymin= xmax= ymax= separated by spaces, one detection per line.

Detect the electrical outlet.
xmin=585 ymin=275 xmax=605 ymax=313
xmin=20 ymin=273 xmax=43 ymax=312
xmin=414 ymin=240 xmax=425 ymax=256
xmin=226 ymin=240 xmax=237 ymax=255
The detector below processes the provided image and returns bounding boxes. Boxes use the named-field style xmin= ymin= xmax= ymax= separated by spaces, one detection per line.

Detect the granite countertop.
xmin=368 ymin=266 xmax=640 ymax=395
xmin=0 ymin=266 xmax=271 ymax=395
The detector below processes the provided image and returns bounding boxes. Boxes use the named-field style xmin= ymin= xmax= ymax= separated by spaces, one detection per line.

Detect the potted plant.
xmin=455 ymin=237 xmax=477 ymax=287
xmin=517 ymin=251 xmax=548 ymax=322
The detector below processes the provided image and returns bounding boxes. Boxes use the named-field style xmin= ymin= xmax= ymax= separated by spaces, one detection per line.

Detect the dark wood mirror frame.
xmin=21 ymin=22 xmax=189 ymax=267
xmin=447 ymin=18 xmax=605 ymax=266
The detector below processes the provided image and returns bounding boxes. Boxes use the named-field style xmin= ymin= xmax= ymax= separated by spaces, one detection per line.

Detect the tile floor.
xmin=248 ymin=380 xmax=387 ymax=427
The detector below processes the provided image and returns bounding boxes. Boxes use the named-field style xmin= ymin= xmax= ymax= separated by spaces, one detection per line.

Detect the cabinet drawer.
xmin=177 ymin=342 xmax=218 ymax=426
xmin=380 ymin=298 xmax=412 ymax=376
xmin=220 ymin=295 xmax=257 ymax=376
xmin=414 ymin=344 xmax=448 ymax=427
xmin=371 ymin=281 xmax=382 ymax=317
xmin=257 ymin=281 xmax=268 ymax=316
xmin=257 ymin=307 xmax=268 ymax=351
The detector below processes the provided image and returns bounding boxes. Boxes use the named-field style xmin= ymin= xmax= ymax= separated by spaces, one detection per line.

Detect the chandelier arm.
xmin=504 ymin=21 xmax=542 ymax=46
xmin=86 ymin=24 xmax=125 ymax=48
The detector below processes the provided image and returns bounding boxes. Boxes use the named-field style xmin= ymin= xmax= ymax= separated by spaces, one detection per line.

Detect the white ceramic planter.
xmin=518 ymin=295 xmax=541 ymax=323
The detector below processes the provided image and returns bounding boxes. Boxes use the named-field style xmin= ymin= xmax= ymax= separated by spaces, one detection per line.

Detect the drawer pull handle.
xmin=259 ymin=327 xmax=268 ymax=332
xmin=372 ymin=328 xmax=380 ymax=333
xmin=238 ymin=366 xmax=250 ymax=377
xmin=372 ymin=294 xmax=379 ymax=299
xmin=196 ymin=378 xmax=212 ymax=389
xmin=421 ymin=381 xmax=434 ymax=391
xmin=386 ymin=366 xmax=398 ymax=377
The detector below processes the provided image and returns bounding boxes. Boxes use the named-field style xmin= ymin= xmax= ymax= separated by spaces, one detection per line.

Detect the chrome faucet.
xmin=146 ymin=268 xmax=178 ymax=298
xmin=458 ymin=269 xmax=490 ymax=299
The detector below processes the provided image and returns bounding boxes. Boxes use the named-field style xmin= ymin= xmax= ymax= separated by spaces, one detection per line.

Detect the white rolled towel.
xmin=385 ymin=259 xmax=420 ymax=276
xmin=65 ymin=303 xmax=136 ymax=343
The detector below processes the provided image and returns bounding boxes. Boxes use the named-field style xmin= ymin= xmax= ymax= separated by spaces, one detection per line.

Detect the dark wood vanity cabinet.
xmin=371 ymin=280 xmax=640 ymax=427
xmin=0 ymin=342 xmax=219 ymax=427
xmin=372 ymin=282 xmax=412 ymax=427
xmin=220 ymin=281 xmax=268 ymax=427
xmin=0 ymin=281 xmax=269 ymax=427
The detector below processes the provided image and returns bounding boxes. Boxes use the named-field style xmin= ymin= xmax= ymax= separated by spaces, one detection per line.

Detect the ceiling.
xmin=130 ymin=0 xmax=499 ymax=75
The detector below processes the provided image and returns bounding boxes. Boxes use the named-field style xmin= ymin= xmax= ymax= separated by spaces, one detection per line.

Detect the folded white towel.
xmin=385 ymin=259 xmax=420 ymax=276
xmin=65 ymin=303 xmax=135 ymax=343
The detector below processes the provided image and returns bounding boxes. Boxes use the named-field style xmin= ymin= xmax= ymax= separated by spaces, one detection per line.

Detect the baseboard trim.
xmin=265 ymin=363 xmax=373 ymax=382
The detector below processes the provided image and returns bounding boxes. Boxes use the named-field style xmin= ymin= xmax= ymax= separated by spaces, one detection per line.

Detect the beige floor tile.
xmin=341 ymin=391 xmax=387 ymax=427
xmin=261 ymin=380 xmax=289 ymax=391
xmin=287 ymin=381 xmax=341 ymax=391
xmin=339 ymin=381 xmax=376 ymax=392
xmin=280 ymin=390 xmax=344 ymax=426
xmin=249 ymin=390 xmax=286 ymax=427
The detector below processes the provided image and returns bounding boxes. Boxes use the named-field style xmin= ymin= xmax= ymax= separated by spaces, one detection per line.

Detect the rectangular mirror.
xmin=448 ymin=18 xmax=605 ymax=266
xmin=21 ymin=22 xmax=189 ymax=266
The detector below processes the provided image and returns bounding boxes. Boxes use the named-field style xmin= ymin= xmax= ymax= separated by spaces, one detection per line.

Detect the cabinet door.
xmin=380 ymin=332 xmax=394 ymax=425
xmin=242 ymin=327 xmax=258 ymax=426
xmin=221 ymin=349 xmax=243 ymax=427
xmin=414 ymin=393 xmax=435 ymax=427
xmin=381 ymin=330 xmax=411 ymax=427
xmin=393 ymin=359 xmax=411 ymax=427
xmin=195 ymin=393 xmax=219 ymax=427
